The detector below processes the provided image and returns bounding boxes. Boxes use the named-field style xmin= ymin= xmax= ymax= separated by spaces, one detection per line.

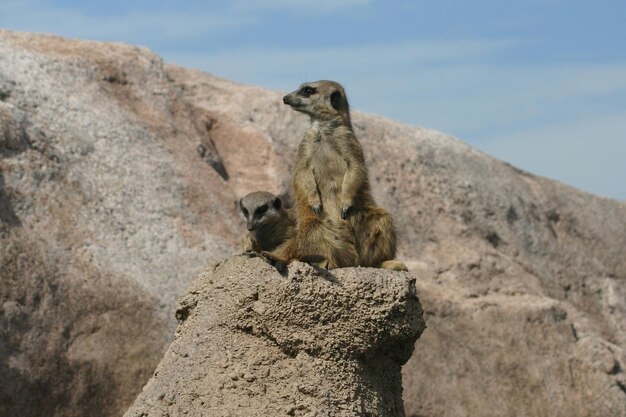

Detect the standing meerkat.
xmin=239 ymin=191 xmax=296 ymax=253
xmin=272 ymin=80 xmax=407 ymax=271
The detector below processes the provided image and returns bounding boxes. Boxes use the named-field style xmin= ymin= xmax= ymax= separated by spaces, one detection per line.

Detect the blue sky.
xmin=1 ymin=0 xmax=625 ymax=200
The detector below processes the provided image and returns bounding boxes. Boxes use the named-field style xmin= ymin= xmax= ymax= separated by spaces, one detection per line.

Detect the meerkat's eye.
xmin=255 ymin=205 xmax=268 ymax=216
xmin=299 ymin=86 xmax=316 ymax=97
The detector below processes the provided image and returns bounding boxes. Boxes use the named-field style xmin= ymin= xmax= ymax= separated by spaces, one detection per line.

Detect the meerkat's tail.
xmin=380 ymin=260 xmax=409 ymax=271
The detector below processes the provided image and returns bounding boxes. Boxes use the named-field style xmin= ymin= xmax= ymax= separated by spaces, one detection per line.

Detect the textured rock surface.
xmin=0 ymin=30 xmax=236 ymax=417
xmin=1 ymin=29 xmax=625 ymax=417
xmin=124 ymin=255 xmax=425 ymax=417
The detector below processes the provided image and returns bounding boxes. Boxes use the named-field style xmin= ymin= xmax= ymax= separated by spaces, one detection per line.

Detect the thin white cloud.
xmin=0 ymin=1 xmax=251 ymax=43
xmin=167 ymin=38 xmax=521 ymax=76
xmin=0 ymin=0 xmax=370 ymax=43
xmin=163 ymin=38 xmax=524 ymax=95
xmin=341 ymin=63 xmax=626 ymax=134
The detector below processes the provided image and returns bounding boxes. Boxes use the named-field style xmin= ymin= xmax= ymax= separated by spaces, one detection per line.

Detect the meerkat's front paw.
xmin=341 ymin=204 xmax=353 ymax=220
xmin=260 ymin=251 xmax=288 ymax=273
xmin=311 ymin=203 xmax=323 ymax=216
xmin=308 ymin=194 xmax=323 ymax=216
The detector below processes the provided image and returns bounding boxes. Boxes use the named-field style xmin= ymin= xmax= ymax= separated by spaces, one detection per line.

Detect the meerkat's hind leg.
xmin=380 ymin=260 xmax=408 ymax=272
xmin=321 ymin=221 xmax=358 ymax=268
xmin=353 ymin=206 xmax=398 ymax=268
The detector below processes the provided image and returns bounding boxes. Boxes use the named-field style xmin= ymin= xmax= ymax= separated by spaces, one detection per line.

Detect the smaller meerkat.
xmin=239 ymin=191 xmax=296 ymax=253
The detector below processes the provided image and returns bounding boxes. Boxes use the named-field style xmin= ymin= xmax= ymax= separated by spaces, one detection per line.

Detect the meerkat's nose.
xmin=282 ymin=95 xmax=290 ymax=104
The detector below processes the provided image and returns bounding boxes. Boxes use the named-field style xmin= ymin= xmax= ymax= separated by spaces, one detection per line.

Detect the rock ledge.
xmin=124 ymin=255 xmax=425 ymax=417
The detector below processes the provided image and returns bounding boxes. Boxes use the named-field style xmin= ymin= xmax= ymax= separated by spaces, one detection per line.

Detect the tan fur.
xmin=239 ymin=191 xmax=296 ymax=253
xmin=274 ymin=80 xmax=407 ymax=271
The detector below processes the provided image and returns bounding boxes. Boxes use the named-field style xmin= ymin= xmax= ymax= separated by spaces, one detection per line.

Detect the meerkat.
xmin=239 ymin=191 xmax=296 ymax=253
xmin=271 ymin=80 xmax=407 ymax=271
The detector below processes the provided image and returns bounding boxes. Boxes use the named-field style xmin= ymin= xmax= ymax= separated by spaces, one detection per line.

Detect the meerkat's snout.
xmin=283 ymin=93 xmax=300 ymax=108
xmin=283 ymin=83 xmax=317 ymax=110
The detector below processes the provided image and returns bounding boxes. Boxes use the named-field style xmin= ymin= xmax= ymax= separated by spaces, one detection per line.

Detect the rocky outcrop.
xmin=124 ymin=256 xmax=425 ymax=417
xmin=1 ymin=29 xmax=625 ymax=417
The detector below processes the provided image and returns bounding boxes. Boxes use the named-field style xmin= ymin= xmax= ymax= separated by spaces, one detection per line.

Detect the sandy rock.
xmin=124 ymin=255 xmax=425 ymax=417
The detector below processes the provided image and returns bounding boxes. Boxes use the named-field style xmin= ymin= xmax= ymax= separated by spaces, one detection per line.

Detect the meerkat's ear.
xmin=273 ymin=197 xmax=282 ymax=210
xmin=330 ymin=91 xmax=342 ymax=110
xmin=239 ymin=198 xmax=244 ymax=212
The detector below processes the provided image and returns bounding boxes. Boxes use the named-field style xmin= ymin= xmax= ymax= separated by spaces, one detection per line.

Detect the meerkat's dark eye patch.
xmin=255 ymin=205 xmax=268 ymax=216
xmin=330 ymin=91 xmax=342 ymax=110
xmin=299 ymin=86 xmax=316 ymax=97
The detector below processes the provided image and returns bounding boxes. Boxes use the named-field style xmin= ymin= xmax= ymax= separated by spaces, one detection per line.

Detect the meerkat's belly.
xmin=310 ymin=142 xmax=347 ymax=213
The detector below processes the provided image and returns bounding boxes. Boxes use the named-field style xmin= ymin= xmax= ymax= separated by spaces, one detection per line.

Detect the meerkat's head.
xmin=239 ymin=191 xmax=284 ymax=231
xmin=283 ymin=80 xmax=351 ymax=126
